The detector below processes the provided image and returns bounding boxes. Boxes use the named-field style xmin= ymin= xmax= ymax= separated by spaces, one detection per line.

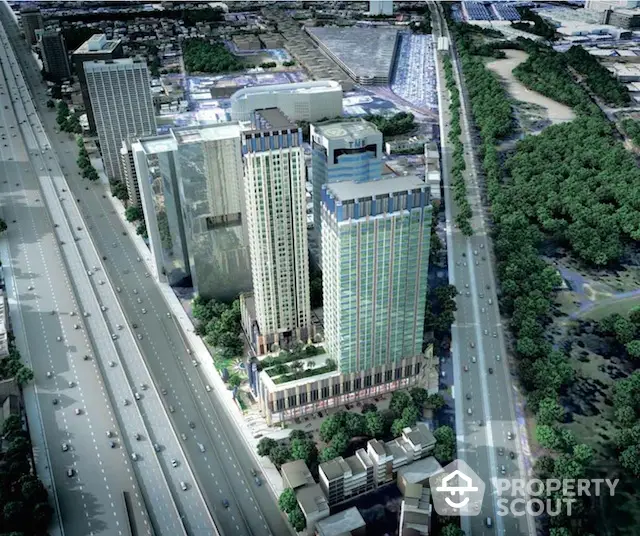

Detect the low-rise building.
xmin=396 ymin=456 xmax=444 ymax=495
xmin=315 ymin=507 xmax=366 ymax=536
xmin=281 ymin=459 xmax=316 ymax=490
xmin=296 ymin=483 xmax=330 ymax=532
xmin=399 ymin=484 xmax=432 ymax=535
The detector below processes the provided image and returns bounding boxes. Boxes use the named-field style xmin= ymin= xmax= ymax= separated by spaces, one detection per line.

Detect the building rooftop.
xmin=345 ymin=455 xmax=366 ymax=476
xmin=325 ymin=173 xmax=426 ymax=203
xmin=368 ymin=438 xmax=388 ymax=457
xmin=73 ymin=33 xmax=121 ymax=55
xmin=172 ymin=123 xmax=240 ymax=144
xmin=252 ymin=107 xmax=297 ymax=131
xmin=404 ymin=423 xmax=436 ymax=450
xmin=396 ymin=456 xmax=444 ymax=485
xmin=313 ymin=119 xmax=380 ymax=142
xmin=295 ymin=483 xmax=329 ymax=517
xmin=232 ymin=80 xmax=342 ymax=101
xmin=320 ymin=456 xmax=350 ymax=481
xmin=316 ymin=507 xmax=366 ymax=536
xmin=280 ymin=459 xmax=315 ymax=490
xmin=307 ymin=26 xmax=399 ymax=80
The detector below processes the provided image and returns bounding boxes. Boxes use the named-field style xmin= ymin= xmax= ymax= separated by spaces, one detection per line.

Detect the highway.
xmin=429 ymin=4 xmax=535 ymax=536
xmin=0 ymin=4 xmax=292 ymax=536
xmin=0 ymin=8 xmax=214 ymax=536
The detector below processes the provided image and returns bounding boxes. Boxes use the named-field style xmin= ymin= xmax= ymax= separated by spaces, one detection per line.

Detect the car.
xmin=111 ymin=334 xmax=118 ymax=340
xmin=123 ymin=399 xmax=130 ymax=406
xmin=87 ymin=270 xmax=92 ymax=276
xmin=465 ymin=393 xmax=471 ymax=400
xmin=171 ymin=459 xmax=178 ymax=468
xmin=474 ymin=250 xmax=478 ymax=255
xmin=467 ymin=408 xmax=472 ymax=415
xmin=254 ymin=477 xmax=262 ymax=486
xmin=479 ymin=293 xmax=484 ymax=299
xmin=161 ymin=388 xmax=167 ymax=395
xmin=145 ymin=273 xmax=150 ymax=278
xmin=250 ymin=468 xmax=257 ymax=477
xmin=181 ymin=482 xmax=188 ymax=491
xmin=131 ymin=452 xmax=139 ymax=461
xmin=456 ymin=261 xmax=460 ymax=266
xmin=192 ymin=360 xmax=199 ymax=367
xmin=56 ymin=336 xmax=62 ymax=342
xmin=496 ymin=354 xmax=501 ymax=361
xmin=463 ymin=261 xmax=467 ymax=267
xmin=488 ymin=368 xmax=494 ymax=374
xmin=61 ymin=443 xmax=69 ymax=452
xmin=53 ymin=398 xmax=59 ymax=405
xmin=469 ymin=342 xmax=475 ymax=349
xmin=101 ymin=305 xmax=107 ymax=311
xmin=481 ymin=307 xmax=486 ymax=313
xmin=74 ymin=324 xmax=79 ymax=329
xmin=83 ymin=354 xmax=90 ymax=361
xmin=480 ymin=243 xmax=484 ymax=249
xmin=109 ymin=361 xmax=116 ymax=367
xmin=66 ymin=468 xmax=74 ymax=477
xmin=486 ymin=517 xmax=493 ymax=528
xmin=116 ymin=287 xmax=121 ymax=292
xmin=493 ymin=332 xmax=497 ymax=338
xmin=471 ymin=356 xmax=477 ymax=363
xmin=488 ymin=298 xmax=493 ymax=305
xmin=205 ymin=385 xmax=211 ymax=392
xmin=132 ymin=323 xmax=138 ymax=329
xmin=133 ymin=289 xmax=138 ymax=294
xmin=83 ymin=312 xmax=89 ymax=317
xmin=222 ymin=499 xmax=229 ymax=508
xmin=507 ymin=431 xmax=513 ymax=440
xmin=462 ymin=252 xmax=466 ymax=257
xmin=153 ymin=443 xmax=161 ymax=452
xmin=68 ymin=381 xmax=74 ymax=388
xmin=141 ymin=308 xmax=147 ymax=314
xmin=465 ymin=291 xmax=470 ymax=297
xmin=181 ymin=433 xmax=187 ymax=440
xmin=463 ymin=365 xmax=469 ymax=372
xmin=140 ymin=384 xmax=147 ymax=391
xmin=475 ymin=261 xmax=479 ymax=266
xmin=169 ymin=405 xmax=175 ymax=413
xmin=484 ymin=329 xmax=489 ymax=335
xmin=134 ymin=392 xmax=141 ymax=400
xmin=498 ymin=447 xmax=504 ymax=456
xmin=46 ymin=371 xmax=52 ymax=378
xmin=109 ymin=441 xmax=116 ymax=448
xmin=166 ymin=312 xmax=171 ymax=318
xmin=137 ymin=333 xmax=143 ymax=340
xmin=188 ymin=421 xmax=195 ymax=429
xmin=509 ymin=451 xmax=516 ymax=459
xmin=500 ymin=465 xmax=506 ymax=475
xmin=134 ymin=433 xmax=141 ymax=440
xmin=75 ymin=408 xmax=81 ymax=415
xmin=136 ymin=257 xmax=141 ymax=262
xmin=198 ymin=443 xmax=205 ymax=453
xmin=106 ymin=430 xmax=113 ymax=438
xmin=486 ymin=284 xmax=490 ymax=289
xmin=117 ymin=324 xmax=123 ymax=330
xmin=464 ymin=283 xmax=469 ymax=288
xmin=187 ymin=349 xmax=192 ymax=355
xmin=137 ymin=298 xmax=142 ymax=304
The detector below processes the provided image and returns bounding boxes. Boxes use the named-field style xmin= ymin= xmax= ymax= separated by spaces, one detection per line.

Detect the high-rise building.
xmin=36 ymin=29 xmax=71 ymax=82
xmin=72 ymin=34 xmax=124 ymax=133
xmin=120 ymin=140 xmax=140 ymax=207
xmin=240 ymin=108 xmax=311 ymax=354
xmin=369 ymin=0 xmax=394 ymax=16
xmin=132 ymin=124 xmax=252 ymax=301
xmin=310 ymin=120 xmax=383 ymax=265
xmin=20 ymin=6 xmax=43 ymax=46
xmin=85 ymin=58 xmax=156 ymax=182
xmin=230 ymin=80 xmax=343 ymax=123
xmin=321 ymin=176 xmax=431 ymax=374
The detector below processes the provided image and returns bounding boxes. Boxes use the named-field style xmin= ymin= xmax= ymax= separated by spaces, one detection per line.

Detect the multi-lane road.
xmin=0 ymin=4 xmax=291 ymax=536
xmin=430 ymin=4 xmax=535 ymax=536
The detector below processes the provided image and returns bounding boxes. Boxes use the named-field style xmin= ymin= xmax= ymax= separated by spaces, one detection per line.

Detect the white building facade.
xmin=85 ymin=58 xmax=157 ymax=182
xmin=230 ymin=80 xmax=343 ymax=123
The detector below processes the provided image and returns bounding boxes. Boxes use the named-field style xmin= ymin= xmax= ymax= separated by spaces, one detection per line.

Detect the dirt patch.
xmin=486 ymin=50 xmax=575 ymax=125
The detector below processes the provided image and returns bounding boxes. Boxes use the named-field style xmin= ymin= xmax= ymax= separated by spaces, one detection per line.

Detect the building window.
xmin=321 ymin=386 xmax=329 ymax=399
xmin=343 ymin=380 xmax=351 ymax=393
xmin=276 ymin=398 xmax=285 ymax=411
xmin=405 ymin=365 xmax=413 ymax=377
xmin=374 ymin=372 xmax=382 ymax=385
xmin=332 ymin=384 xmax=340 ymax=396
xmin=288 ymin=395 xmax=296 ymax=407
xmin=354 ymin=378 xmax=362 ymax=390
xmin=395 ymin=367 xmax=402 ymax=380
xmin=385 ymin=370 xmax=392 ymax=382
xmin=311 ymin=389 xmax=318 ymax=401
xmin=364 ymin=375 xmax=372 ymax=387
xmin=415 ymin=363 xmax=421 ymax=376
xmin=300 ymin=392 xmax=308 ymax=404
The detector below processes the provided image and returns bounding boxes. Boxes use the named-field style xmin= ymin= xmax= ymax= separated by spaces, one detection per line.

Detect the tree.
xmin=46 ymin=99 xmax=54 ymax=108
xmin=534 ymin=455 xmax=556 ymax=479
xmin=433 ymin=425 xmax=456 ymax=463
xmin=441 ymin=524 xmax=466 ymax=536
xmin=289 ymin=430 xmax=309 ymax=442
xmin=626 ymin=340 xmax=640 ymax=360
xmin=319 ymin=415 xmax=342 ymax=443
xmin=2 ymin=415 xmax=21 ymax=437
xmin=615 ymin=405 xmax=637 ymax=428
xmin=389 ymin=390 xmax=412 ymax=417
xmin=65 ymin=114 xmax=82 ymax=134
xmin=536 ymin=397 xmax=564 ymax=426
xmin=0 ymin=218 xmax=7 ymax=234
xmin=257 ymin=437 xmax=277 ymax=458
xmin=269 ymin=446 xmax=291 ymax=469
xmin=425 ymin=393 xmax=445 ymax=411
xmin=14 ymin=366 xmax=34 ymax=386
xmin=20 ymin=478 xmax=47 ymax=505
xmin=365 ymin=411 xmax=384 ymax=438
xmin=410 ymin=387 xmax=429 ymax=407
xmin=288 ymin=505 xmax=306 ymax=532
xmin=227 ymin=374 xmax=242 ymax=388
xmin=306 ymin=361 xmax=315 ymax=370
xmin=614 ymin=317 xmax=637 ymax=345
xmin=3 ymin=501 xmax=25 ymax=529
xmin=331 ymin=431 xmax=349 ymax=457
xmin=278 ymin=488 xmax=297 ymax=513
xmin=619 ymin=444 xmax=640 ymax=477
xmin=319 ymin=446 xmax=338 ymax=463
xmin=125 ymin=205 xmax=143 ymax=222
xmin=290 ymin=438 xmax=318 ymax=466
xmin=344 ymin=412 xmax=367 ymax=437
xmin=572 ymin=443 xmax=593 ymax=466
xmin=136 ymin=222 xmax=148 ymax=239
xmin=31 ymin=502 xmax=53 ymax=533
xmin=536 ymin=425 xmax=561 ymax=451
xmin=111 ymin=181 xmax=129 ymax=202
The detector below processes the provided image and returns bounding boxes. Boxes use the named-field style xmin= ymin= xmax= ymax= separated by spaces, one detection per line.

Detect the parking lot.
xmin=391 ymin=33 xmax=438 ymax=113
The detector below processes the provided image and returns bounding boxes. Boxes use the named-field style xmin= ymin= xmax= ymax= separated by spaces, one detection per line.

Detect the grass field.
xmin=580 ymin=293 xmax=640 ymax=321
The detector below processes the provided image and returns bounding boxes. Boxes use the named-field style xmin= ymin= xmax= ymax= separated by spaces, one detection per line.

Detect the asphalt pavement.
xmin=0 ymin=9 xmax=216 ymax=536
xmin=430 ymin=4 xmax=535 ymax=536
xmin=0 ymin=5 xmax=292 ymax=536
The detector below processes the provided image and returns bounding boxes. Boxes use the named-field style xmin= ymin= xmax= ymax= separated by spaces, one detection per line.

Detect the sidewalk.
xmin=106 ymin=186 xmax=287 ymax=499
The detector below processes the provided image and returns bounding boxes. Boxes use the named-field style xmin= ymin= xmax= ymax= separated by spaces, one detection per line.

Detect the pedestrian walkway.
xmin=106 ymin=187 xmax=287 ymax=500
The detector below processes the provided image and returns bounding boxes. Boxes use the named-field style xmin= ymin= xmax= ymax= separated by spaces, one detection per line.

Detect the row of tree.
xmin=364 ymin=112 xmax=416 ymax=139
xmin=511 ymin=8 xmax=557 ymax=40
xmin=182 ymin=38 xmax=243 ymax=74
xmin=620 ymin=117 xmax=640 ymax=147
xmin=443 ymin=56 xmax=472 ymax=236
xmin=55 ymin=101 xmax=81 ymax=135
xmin=75 ymin=137 xmax=99 ymax=182
xmin=192 ymin=296 xmax=243 ymax=360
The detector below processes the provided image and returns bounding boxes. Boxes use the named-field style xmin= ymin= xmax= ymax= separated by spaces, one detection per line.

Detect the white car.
xmin=101 ymin=305 xmax=107 ymax=312
xmin=141 ymin=308 xmax=147 ymax=314
xmin=131 ymin=452 xmax=139 ymax=461
xmin=171 ymin=459 xmax=178 ymax=468
xmin=111 ymin=334 xmax=118 ymax=340
xmin=137 ymin=333 xmax=143 ymax=340
xmin=75 ymin=408 xmax=81 ymax=415
xmin=205 ymin=385 xmax=211 ymax=392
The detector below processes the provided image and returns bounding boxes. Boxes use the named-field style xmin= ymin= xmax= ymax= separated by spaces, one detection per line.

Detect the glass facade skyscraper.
xmin=322 ymin=177 xmax=431 ymax=373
